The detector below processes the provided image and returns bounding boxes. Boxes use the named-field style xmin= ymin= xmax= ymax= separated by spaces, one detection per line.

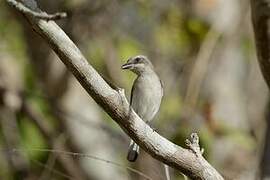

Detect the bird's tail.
xmin=127 ymin=140 xmax=139 ymax=162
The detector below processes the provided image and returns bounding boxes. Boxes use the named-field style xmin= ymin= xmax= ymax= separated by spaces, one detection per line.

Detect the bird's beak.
xmin=121 ymin=63 xmax=134 ymax=70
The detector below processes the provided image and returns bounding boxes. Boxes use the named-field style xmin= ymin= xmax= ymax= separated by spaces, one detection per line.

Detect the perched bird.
xmin=121 ymin=55 xmax=163 ymax=162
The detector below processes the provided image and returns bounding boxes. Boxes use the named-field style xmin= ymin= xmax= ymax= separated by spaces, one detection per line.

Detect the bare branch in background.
xmin=21 ymin=98 xmax=90 ymax=180
xmin=0 ymin=87 xmax=31 ymax=178
xmin=184 ymin=27 xmax=220 ymax=109
xmin=6 ymin=0 xmax=224 ymax=179
xmin=251 ymin=0 xmax=270 ymax=179
xmin=0 ymin=108 xmax=30 ymax=177
xmin=11 ymin=148 xmax=154 ymax=180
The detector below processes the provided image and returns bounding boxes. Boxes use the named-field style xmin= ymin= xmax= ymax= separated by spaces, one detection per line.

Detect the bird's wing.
xmin=160 ymin=79 xmax=164 ymax=97
xmin=130 ymin=78 xmax=137 ymax=106
xmin=130 ymin=84 xmax=135 ymax=105
xmin=130 ymin=78 xmax=142 ymax=115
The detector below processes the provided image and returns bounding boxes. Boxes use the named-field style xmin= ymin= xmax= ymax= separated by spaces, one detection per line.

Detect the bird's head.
xmin=121 ymin=55 xmax=153 ymax=75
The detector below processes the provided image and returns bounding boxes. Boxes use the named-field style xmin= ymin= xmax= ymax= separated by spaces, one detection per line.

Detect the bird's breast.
xmin=131 ymin=74 xmax=163 ymax=122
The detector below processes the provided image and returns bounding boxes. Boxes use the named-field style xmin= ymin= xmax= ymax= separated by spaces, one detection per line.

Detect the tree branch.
xmin=7 ymin=0 xmax=67 ymax=20
xmin=6 ymin=0 xmax=224 ymax=179
xmin=185 ymin=133 xmax=204 ymax=157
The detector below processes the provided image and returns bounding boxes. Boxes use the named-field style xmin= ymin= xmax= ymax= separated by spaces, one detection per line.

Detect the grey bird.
xmin=121 ymin=55 xmax=163 ymax=162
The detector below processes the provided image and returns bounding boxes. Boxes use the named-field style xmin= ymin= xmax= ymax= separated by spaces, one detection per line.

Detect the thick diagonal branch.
xmin=6 ymin=0 xmax=224 ymax=179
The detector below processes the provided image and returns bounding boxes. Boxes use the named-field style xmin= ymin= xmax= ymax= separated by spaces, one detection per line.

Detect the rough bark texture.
xmin=6 ymin=0 xmax=224 ymax=179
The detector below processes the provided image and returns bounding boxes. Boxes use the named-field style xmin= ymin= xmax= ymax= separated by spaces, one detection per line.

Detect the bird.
xmin=121 ymin=55 xmax=163 ymax=162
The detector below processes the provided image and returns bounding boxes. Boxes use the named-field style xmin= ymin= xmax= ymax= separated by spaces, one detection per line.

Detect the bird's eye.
xmin=134 ymin=57 xmax=140 ymax=63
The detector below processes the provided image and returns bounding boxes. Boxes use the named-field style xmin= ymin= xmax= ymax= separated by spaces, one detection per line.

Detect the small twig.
xmin=6 ymin=0 xmax=67 ymax=20
xmin=39 ymin=153 xmax=58 ymax=180
xmin=31 ymin=159 xmax=74 ymax=180
xmin=185 ymin=133 xmax=203 ymax=157
xmin=7 ymin=148 xmax=153 ymax=180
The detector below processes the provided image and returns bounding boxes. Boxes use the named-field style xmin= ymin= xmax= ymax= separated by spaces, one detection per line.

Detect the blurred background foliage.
xmin=0 ymin=0 xmax=268 ymax=180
